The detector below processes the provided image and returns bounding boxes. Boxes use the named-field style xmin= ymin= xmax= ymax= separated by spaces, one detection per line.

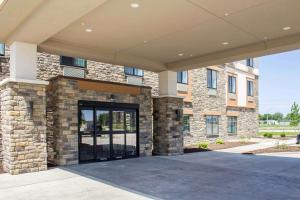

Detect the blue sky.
xmin=259 ymin=49 xmax=300 ymax=115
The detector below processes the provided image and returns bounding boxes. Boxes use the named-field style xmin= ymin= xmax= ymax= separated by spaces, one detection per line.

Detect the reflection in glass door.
xmin=78 ymin=101 xmax=139 ymax=163
xmin=95 ymin=110 xmax=110 ymax=160
xmin=79 ymin=108 xmax=94 ymax=162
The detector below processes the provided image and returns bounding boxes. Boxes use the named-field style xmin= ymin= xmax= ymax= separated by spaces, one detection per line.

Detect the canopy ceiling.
xmin=1 ymin=0 xmax=300 ymax=72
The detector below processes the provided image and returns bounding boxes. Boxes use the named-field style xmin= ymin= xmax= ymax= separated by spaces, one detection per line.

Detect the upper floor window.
xmin=0 ymin=43 xmax=5 ymax=56
xmin=177 ymin=71 xmax=188 ymax=84
xmin=207 ymin=69 xmax=217 ymax=89
xmin=124 ymin=67 xmax=144 ymax=77
xmin=247 ymin=80 xmax=254 ymax=96
xmin=228 ymin=76 xmax=236 ymax=94
xmin=246 ymin=58 xmax=254 ymax=67
xmin=60 ymin=56 xmax=87 ymax=68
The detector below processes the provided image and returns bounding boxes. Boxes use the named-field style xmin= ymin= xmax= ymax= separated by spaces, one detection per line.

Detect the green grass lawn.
xmin=258 ymin=132 xmax=299 ymax=137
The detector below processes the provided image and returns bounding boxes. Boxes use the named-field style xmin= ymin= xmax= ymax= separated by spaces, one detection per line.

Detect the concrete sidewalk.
xmin=217 ymin=138 xmax=296 ymax=154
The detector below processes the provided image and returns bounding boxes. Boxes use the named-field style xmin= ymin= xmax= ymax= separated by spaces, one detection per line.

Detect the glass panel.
xmin=183 ymin=115 xmax=190 ymax=132
xmin=0 ymin=43 xmax=5 ymax=56
xmin=124 ymin=67 xmax=134 ymax=75
xmin=207 ymin=70 xmax=212 ymax=88
xmin=126 ymin=112 xmax=136 ymax=132
xmin=135 ymin=68 xmax=144 ymax=76
xmin=112 ymin=111 xmax=125 ymax=131
xmin=79 ymin=134 xmax=94 ymax=161
xmin=182 ymin=71 xmax=188 ymax=84
xmin=126 ymin=133 xmax=137 ymax=156
xmin=212 ymin=71 xmax=217 ymax=89
xmin=96 ymin=110 xmax=110 ymax=132
xmin=95 ymin=134 xmax=110 ymax=160
xmin=177 ymin=72 xmax=182 ymax=83
xmin=74 ymin=58 xmax=86 ymax=68
xmin=113 ymin=134 xmax=125 ymax=158
xmin=79 ymin=109 xmax=94 ymax=132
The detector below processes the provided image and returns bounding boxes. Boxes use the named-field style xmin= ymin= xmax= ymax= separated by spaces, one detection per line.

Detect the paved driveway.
xmin=1 ymin=152 xmax=300 ymax=200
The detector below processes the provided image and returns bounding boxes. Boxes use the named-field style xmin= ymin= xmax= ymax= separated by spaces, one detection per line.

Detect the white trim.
xmin=0 ymin=78 xmax=49 ymax=86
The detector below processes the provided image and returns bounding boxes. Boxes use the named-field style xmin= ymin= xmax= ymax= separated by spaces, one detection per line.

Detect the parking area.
xmin=1 ymin=152 xmax=300 ymax=200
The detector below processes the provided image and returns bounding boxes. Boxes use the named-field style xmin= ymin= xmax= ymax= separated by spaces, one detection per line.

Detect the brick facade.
xmin=0 ymin=81 xmax=47 ymax=174
xmin=46 ymin=76 xmax=153 ymax=165
xmin=0 ymin=47 xmax=259 ymax=172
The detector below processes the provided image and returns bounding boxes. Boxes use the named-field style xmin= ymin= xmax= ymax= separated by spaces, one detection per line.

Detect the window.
xmin=228 ymin=116 xmax=237 ymax=134
xmin=228 ymin=76 xmax=236 ymax=94
xmin=246 ymin=58 xmax=254 ymax=67
xmin=60 ymin=56 xmax=87 ymax=68
xmin=207 ymin=69 xmax=217 ymax=89
xmin=183 ymin=115 xmax=190 ymax=132
xmin=0 ymin=43 xmax=5 ymax=56
xmin=124 ymin=67 xmax=144 ymax=77
xmin=247 ymin=80 xmax=254 ymax=96
xmin=206 ymin=116 xmax=219 ymax=136
xmin=177 ymin=71 xmax=188 ymax=84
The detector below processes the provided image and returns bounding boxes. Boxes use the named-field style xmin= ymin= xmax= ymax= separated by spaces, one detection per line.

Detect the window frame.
xmin=247 ymin=80 xmax=254 ymax=97
xmin=0 ymin=43 xmax=5 ymax=56
xmin=177 ymin=71 xmax=188 ymax=84
xmin=228 ymin=75 xmax=236 ymax=94
xmin=207 ymin=69 xmax=217 ymax=89
xmin=124 ymin=67 xmax=144 ymax=77
xmin=227 ymin=116 xmax=237 ymax=134
xmin=206 ymin=115 xmax=219 ymax=137
xmin=60 ymin=56 xmax=87 ymax=68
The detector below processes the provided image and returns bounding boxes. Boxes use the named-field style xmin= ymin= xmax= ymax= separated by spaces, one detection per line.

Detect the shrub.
xmin=198 ymin=142 xmax=209 ymax=149
xmin=263 ymin=133 xmax=268 ymax=137
xmin=276 ymin=142 xmax=288 ymax=150
xmin=280 ymin=133 xmax=286 ymax=138
xmin=267 ymin=133 xmax=273 ymax=138
xmin=216 ymin=138 xmax=224 ymax=145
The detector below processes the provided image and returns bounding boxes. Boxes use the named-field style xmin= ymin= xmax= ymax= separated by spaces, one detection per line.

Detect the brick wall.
xmin=46 ymin=76 xmax=153 ymax=165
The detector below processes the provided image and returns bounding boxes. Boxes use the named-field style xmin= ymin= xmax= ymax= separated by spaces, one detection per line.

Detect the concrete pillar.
xmin=153 ymin=71 xmax=184 ymax=155
xmin=0 ymin=41 xmax=48 ymax=174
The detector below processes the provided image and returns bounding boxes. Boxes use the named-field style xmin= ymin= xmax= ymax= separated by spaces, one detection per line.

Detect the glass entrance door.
xmin=78 ymin=101 xmax=139 ymax=163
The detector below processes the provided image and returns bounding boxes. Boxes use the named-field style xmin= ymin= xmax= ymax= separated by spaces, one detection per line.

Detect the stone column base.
xmin=0 ymin=79 xmax=48 ymax=174
xmin=153 ymin=96 xmax=184 ymax=156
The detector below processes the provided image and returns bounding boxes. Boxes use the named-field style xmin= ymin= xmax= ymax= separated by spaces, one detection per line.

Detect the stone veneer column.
xmin=153 ymin=97 xmax=184 ymax=155
xmin=0 ymin=80 xmax=47 ymax=174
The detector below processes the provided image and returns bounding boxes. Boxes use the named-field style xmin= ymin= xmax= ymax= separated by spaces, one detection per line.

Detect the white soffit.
xmin=2 ymin=0 xmax=300 ymax=72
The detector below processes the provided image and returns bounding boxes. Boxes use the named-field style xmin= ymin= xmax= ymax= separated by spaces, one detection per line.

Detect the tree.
xmin=289 ymin=102 xmax=300 ymax=126
xmin=272 ymin=112 xmax=283 ymax=121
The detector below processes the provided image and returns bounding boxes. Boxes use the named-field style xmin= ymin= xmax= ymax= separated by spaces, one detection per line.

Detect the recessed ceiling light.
xmin=224 ymin=12 xmax=229 ymax=17
xmin=190 ymin=54 xmax=193 ymax=57
xmin=85 ymin=28 xmax=93 ymax=33
xmin=130 ymin=3 xmax=140 ymax=8
xmin=143 ymin=40 xmax=148 ymax=44
xmin=263 ymin=36 xmax=268 ymax=40
xmin=178 ymin=53 xmax=184 ymax=57
xmin=282 ymin=26 xmax=291 ymax=31
xmin=81 ymin=22 xmax=85 ymax=26
xmin=222 ymin=42 xmax=229 ymax=45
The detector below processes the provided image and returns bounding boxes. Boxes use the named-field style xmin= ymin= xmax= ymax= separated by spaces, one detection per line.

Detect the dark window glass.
xmin=0 ymin=43 xmax=5 ymax=56
xmin=177 ymin=71 xmax=188 ymax=84
xmin=183 ymin=115 xmax=190 ymax=132
xmin=60 ymin=56 xmax=87 ymax=68
xmin=207 ymin=69 xmax=217 ymax=89
xmin=246 ymin=58 xmax=254 ymax=67
xmin=206 ymin=116 xmax=219 ymax=136
xmin=228 ymin=116 xmax=237 ymax=134
xmin=247 ymin=80 xmax=254 ymax=96
xmin=124 ymin=67 xmax=144 ymax=77
xmin=112 ymin=111 xmax=125 ymax=131
xmin=228 ymin=76 xmax=236 ymax=94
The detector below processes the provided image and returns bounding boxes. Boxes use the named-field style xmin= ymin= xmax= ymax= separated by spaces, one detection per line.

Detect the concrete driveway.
xmin=1 ymin=152 xmax=300 ymax=200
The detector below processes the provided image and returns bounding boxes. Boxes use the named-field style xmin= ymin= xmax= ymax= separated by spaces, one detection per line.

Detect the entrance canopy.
xmin=1 ymin=0 xmax=300 ymax=72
